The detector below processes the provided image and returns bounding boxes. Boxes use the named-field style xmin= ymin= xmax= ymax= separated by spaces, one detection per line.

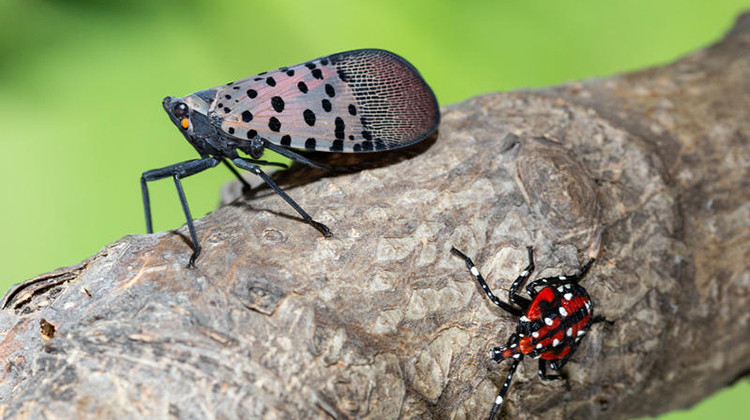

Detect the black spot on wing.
xmin=330 ymin=139 xmax=344 ymax=152
xmin=334 ymin=117 xmax=345 ymax=140
xmin=271 ymin=96 xmax=285 ymax=113
xmin=325 ymin=84 xmax=335 ymax=97
xmin=268 ymin=117 xmax=281 ymax=132
xmin=303 ymin=109 xmax=316 ymax=126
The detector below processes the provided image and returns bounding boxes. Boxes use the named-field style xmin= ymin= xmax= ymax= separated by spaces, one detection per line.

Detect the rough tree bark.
xmin=1 ymin=14 xmax=749 ymax=420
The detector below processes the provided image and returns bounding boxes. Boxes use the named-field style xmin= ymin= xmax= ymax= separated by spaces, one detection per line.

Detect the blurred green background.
xmin=0 ymin=0 xmax=748 ymax=418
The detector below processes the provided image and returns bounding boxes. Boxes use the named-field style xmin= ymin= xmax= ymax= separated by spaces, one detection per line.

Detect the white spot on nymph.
xmin=567 ymin=327 xmax=573 ymax=337
xmin=575 ymin=337 xmax=582 ymax=342
xmin=553 ymin=338 xmax=560 ymax=347
xmin=557 ymin=286 xmax=565 ymax=292
xmin=470 ymin=266 xmax=480 ymax=276
xmin=520 ymin=316 xmax=530 ymax=322
xmin=577 ymin=330 xmax=586 ymax=337
xmin=585 ymin=301 xmax=591 ymax=309
xmin=513 ymin=353 xmax=521 ymax=359
xmin=510 ymin=343 xmax=517 ymax=348
xmin=559 ymin=276 xmax=567 ymax=280
xmin=536 ymin=343 xmax=543 ymax=349
xmin=564 ymin=293 xmax=573 ymax=300
xmin=559 ymin=307 xmax=568 ymax=317
xmin=519 ymin=334 xmax=524 ymax=337
xmin=544 ymin=317 xmax=554 ymax=325
xmin=565 ymin=284 xmax=571 ymax=289
xmin=520 ymin=270 xmax=529 ymax=277
xmin=495 ymin=395 xmax=503 ymax=405
xmin=532 ymin=332 xmax=539 ymax=338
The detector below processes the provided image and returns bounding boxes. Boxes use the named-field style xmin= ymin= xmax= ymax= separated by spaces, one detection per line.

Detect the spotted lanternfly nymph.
xmin=451 ymin=246 xmax=609 ymax=420
xmin=141 ymin=49 xmax=440 ymax=266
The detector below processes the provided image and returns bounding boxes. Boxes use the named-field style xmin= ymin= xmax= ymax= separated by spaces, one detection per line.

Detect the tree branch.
xmin=2 ymin=13 xmax=749 ymax=420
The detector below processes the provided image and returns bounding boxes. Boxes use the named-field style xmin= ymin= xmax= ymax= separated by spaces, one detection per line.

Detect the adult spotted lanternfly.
xmin=450 ymin=246 xmax=610 ymax=420
xmin=141 ymin=49 xmax=440 ymax=266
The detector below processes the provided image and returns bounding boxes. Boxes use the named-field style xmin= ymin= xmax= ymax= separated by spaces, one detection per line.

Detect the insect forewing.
xmin=212 ymin=49 xmax=440 ymax=153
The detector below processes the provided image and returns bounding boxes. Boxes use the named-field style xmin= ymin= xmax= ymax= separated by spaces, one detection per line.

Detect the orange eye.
xmin=181 ymin=118 xmax=189 ymax=129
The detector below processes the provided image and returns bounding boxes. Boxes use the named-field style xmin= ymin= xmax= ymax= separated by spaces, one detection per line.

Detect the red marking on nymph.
xmin=525 ymin=287 xmax=556 ymax=321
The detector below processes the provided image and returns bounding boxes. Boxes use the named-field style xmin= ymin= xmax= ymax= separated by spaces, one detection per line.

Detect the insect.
xmin=141 ymin=49 xmax=440 ymax=266
xmin=450 ymin=246 xmax=609 ymax=420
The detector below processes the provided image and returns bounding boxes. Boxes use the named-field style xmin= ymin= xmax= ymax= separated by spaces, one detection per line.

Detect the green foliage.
xmin=0 ymin=1 xmax=748 ymax=418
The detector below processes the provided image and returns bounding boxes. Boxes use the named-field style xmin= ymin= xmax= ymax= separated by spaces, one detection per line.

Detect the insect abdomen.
xmin=520 ymin=285 xmax=592 ymax=359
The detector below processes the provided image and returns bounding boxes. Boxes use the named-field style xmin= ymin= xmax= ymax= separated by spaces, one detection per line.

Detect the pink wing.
xmin=211 ymin=49 xmax=439 ymax=152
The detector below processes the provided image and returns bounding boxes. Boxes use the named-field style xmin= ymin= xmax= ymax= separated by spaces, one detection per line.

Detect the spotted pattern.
xmin=451 ymin=247 xmax=600 ymax=419
xmin=500 ymin=285 xmax=592 ymax=360
xmin=192 ymin=49 xmax=439 ymax=153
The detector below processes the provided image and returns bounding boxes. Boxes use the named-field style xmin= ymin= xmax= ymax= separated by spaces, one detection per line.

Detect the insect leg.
xmin=538 ymin=359 xmax=571 ymax=390
xmin=263 ymin=142 xmax=369 ymax=174
xmin=567 ymin=258 xmax=595 ymax=283
xmin=141 ymin=157 xmax=220 ymax=266
xmin=222 ymin=158 xmax=291 ymax=196
xmin=488 ymin=357 xmax=522 ymax=420
xmin=450 ymin=247 xmax=523 ymax=316
xmin=592 ymin=315 xmax=615 ymax=325
xmin=232 ymin=157 xmax=332 ymax=237
xmin=264 ymin=142 xmax=336 ymax=172
xmin=172 ymin=174 xmax=201 ymax=267
xmin=222 ymin=159 xmax=254 ymax=193
xmin=537 ymin=359 xmax=564 ymax=381
xmin=525 ymin=258 xmax=595 ymax=297
xmin=508 ymin=247 xmax=534 ymax=309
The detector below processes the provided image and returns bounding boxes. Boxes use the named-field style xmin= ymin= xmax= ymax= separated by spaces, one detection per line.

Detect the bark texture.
xmin=2 ymin=14 xmax=749 ymax=420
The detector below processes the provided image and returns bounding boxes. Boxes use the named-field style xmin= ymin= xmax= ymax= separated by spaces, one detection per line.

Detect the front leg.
xmin=508 ymin=247 xmax=534 ymax=309
xmin=525 ymin=258 xmax=595 ymax=298
xmin=450 ymin=247 xmax=523 ymax=317
xmin=141 ymin=157 xmax=220 ymax=266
